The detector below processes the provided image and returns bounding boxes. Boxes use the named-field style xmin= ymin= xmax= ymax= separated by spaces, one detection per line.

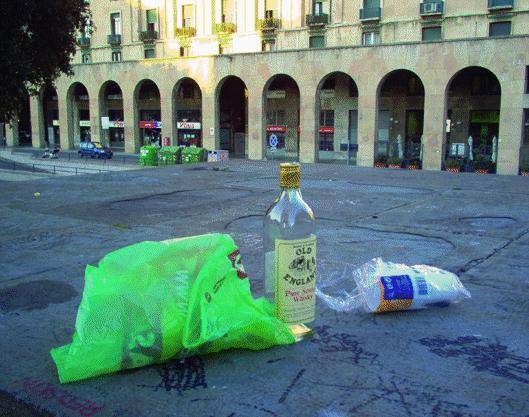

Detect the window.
xmin=362 ymin=31 xmax=380 ymax=45
xmin=314 ymin=1 xmax=323 ymax=15
xmin=221 ymin=0 xmax=234 ymax=23
xmin=81 ymin=53 xmax=91 ymax=63
xmin=111 ymin=50 xmax=121 ymax=62
xmin=110 ymin=13 xmax=121 ymax=35
xmin=83 ymin=17 xmax=91 ymax=38
xmin=265 ymin=0 xmax=278 ymax=18
xmin=320 ymin=110 xmax=334 ymax=127
xmin=182 ymin=5 xmax=193 ymax=28
xmin=146 ymin=9 xmax=157 ymax=32
xmin=364 ymin=0 xmax=380 ymax=8
xmin=422 ymin=26 xmax=441 ymax=42
xmin=266 ymin=110 xmax=286 ymax=126
xmin=309 ymin=35 xmax=325 ymax=48
xmin=262 ymin=40 xmax=276 ymax=51
xmin=489 ymin=21 xmax=511 ymax=37
xmin=144 ymin=48 xmax=155 ymax=59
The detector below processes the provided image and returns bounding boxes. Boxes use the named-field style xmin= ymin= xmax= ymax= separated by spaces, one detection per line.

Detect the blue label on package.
xmin=380 ymin=275 xmax=414 ymax=300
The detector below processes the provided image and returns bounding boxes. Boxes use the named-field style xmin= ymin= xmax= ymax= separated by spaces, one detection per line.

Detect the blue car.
xmin=78 ymin=142 xmax=113 ymax=159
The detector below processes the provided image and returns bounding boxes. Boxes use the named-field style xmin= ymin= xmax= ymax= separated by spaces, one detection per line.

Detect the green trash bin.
xmin=160 ymin=146 xmax=182 ymax=165
xmin=181 ymin=147 xmax=205 ymax=164
xmin=139 ymin=146 xmax=159 ymax=166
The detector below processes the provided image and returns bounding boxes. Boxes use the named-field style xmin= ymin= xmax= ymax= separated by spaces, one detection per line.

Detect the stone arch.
xmin=444 ymin=66 xmax=501 ymax=173
xmin=66 ymin=82 xmax=90 ymax=148
xmin=215 ymin=75 xmax=248 ymax=157
xmin=375 ymin=69 xmax=425 ymax=168
xmin=172 ymin=77 xmax=203 ymax=147
xmin=262 ymin=74 xmax=301 ymax=161
xmin=315 ymin=71 xmax=359 ymax=165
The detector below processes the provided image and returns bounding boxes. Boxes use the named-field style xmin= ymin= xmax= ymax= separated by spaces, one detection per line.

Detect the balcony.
xmin=359 ymin=7 xmax=381 ymax=22
xmin=306 ymin=13 xmax=329 ymax=27
xmin=488 ymin=0 xmax=513 ymax=10
xmin=77 ymin=36 xmax=91 ymax=49
xmin=420 ymin=1 xmax=444 ymax=16
xmin=257 ymin=17 xmax=281 ymax=33
xmin=107 ymin=34 xmax=122 ymax=46
xmin=139 ymin=30 xmax=158 ymax=43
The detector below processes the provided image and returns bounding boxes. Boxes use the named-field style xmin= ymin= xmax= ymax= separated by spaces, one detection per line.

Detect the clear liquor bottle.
xmin=263 ymin=163 xmax=316 ymax=340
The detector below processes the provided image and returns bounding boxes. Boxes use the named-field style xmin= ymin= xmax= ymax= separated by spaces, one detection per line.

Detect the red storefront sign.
xmin=266 ymin=125 xmax=286 ymax=133
xmin=319 ymin=126 xmax=335 ymax=134
xmin=139 ymin=121 xmax=162 ymax=129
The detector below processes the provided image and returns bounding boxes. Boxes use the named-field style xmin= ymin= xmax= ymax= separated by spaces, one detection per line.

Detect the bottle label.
xmin=275 ymin=236 xmax=316 ymax=324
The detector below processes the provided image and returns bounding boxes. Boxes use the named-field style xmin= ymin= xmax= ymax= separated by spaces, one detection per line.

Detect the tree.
xmin=0 ymin=0 xmax=90 ymax=122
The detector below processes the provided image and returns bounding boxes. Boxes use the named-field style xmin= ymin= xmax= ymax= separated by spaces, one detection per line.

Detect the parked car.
xmin=78 ymin=141 xmax=113 ymax=159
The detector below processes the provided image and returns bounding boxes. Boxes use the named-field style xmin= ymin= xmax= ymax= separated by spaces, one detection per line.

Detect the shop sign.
xmin=266 ymin=90 xmax=286 ymax=99
xmin=266 ymin=125 xmax=286 ymax=133
xmin=139 ymin=121 xmax=162 ymax=129
xmin=79 ymin=120 xmax=91 ymax=127
xmin=320 ymin=89 xmax=335 ymax=98
xmin=319 ymin=126 xmax=334 ymax=134
xmin=177 ymin=121 xmax=201 ymax=130
xmin=107 ymin=94 xmax=123 ymax=100
xmin=52 ymin=120 xmax=60 ymax=127
xmin=109 ymin=120 xmax=125 ymax=128
xmin=470 ymin=111 xmax=500 ymax=124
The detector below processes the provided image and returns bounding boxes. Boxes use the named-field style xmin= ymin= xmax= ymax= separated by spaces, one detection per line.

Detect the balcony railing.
xmin=359 ymin=7 xmax=382 ymax=21
xmin=257 ymin=17 xmax=281 ymax=32
xmin=420 ymin=1 xmax=444 ymax=16
xmin=488 ymin=0 xmax=513 ymax=10
xmin=306 ymin=13 xmax=329 ymax=27
xmin=139 ymin=30 xmax=158 ymax=43
xmin=107 ymin=34 xmax=122 ymax=46
xmin=77 ymin=36 xmax=91 ymax=49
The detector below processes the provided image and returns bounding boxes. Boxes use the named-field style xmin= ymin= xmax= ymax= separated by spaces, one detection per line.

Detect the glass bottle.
xmin=263 ymin=163 xmax=316 ymax=340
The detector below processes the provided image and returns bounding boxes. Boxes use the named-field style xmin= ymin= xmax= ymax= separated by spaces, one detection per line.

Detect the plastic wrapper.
xmin=50 ymin=234 xmax=295 ymax=383
xmin=316 ymin=258 xmax=471 ymax=313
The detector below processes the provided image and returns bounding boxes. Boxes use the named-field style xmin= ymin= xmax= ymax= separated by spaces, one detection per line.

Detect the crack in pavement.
xmin=455 ymin=227 xmax=529 ymax=274
xmin=345 ymin=224 xmax=457 ymax=249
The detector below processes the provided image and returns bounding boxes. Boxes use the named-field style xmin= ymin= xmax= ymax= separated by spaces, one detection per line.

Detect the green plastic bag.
xmin=50 ymin=234 xmax=295 ymax=383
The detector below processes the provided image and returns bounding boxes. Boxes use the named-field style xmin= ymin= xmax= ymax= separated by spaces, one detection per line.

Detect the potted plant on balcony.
xmin=175 ymin=27 xmax=196 ymax=49
xmin=214 ymin=22 xmax=237 ymax=48
xmin=374 ymin=155 xmax=387 ymax=168
xmin=387 ymin=156 xmax=403 ymax=169
xmin=473 ymin=156 xmax=494 ymax=174
xmin=445 ymin=158 xmax=462 ymax=173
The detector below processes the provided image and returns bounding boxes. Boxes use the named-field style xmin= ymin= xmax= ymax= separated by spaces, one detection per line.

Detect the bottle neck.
xmin=279 ymin=187 xmax=302 ymax=200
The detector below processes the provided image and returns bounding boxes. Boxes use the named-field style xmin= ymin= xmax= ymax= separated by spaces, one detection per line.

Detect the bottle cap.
xmin=279 ymin=163 xmax=300 ymax=188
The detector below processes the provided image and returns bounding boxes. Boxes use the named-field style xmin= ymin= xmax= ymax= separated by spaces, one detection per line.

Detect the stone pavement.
xmin=0 ymin=149 xmax=138 ymax=176
xmin=0 ymin=161 xmax=528 ymax=417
